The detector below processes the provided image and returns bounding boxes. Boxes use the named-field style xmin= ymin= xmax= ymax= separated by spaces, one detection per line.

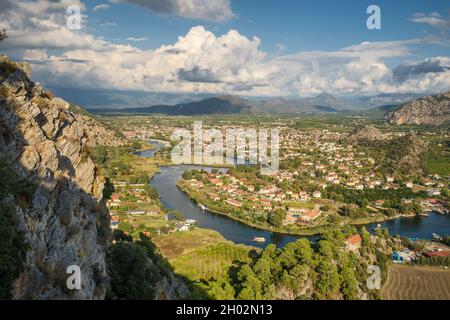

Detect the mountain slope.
xmin=385 ymin=92 xmax=450 ymax=125
xmin=0 ymin=56 xmax=127 ymax=299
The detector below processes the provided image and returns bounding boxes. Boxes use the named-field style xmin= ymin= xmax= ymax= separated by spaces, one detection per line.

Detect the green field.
xmin=422 ymin=142 xmax=450 ymax=176
xmin=153 ymin=229 xmax=256 ymax=282
xmin=171 ymin=243 xmax=253 ymax=281
xmin=423 ymin=156 xmax=450 ymax=176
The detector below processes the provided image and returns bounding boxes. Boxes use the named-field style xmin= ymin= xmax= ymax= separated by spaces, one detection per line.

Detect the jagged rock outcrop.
xmin=66 ymin=104 xmax=124 ymax=148
xmin=385 ymin=92 xmax=450 ymax=125
xmin=346 ymin=125 xmax=383 ymax=144
xmin=0 ymin=56 xmax=126 ymax=299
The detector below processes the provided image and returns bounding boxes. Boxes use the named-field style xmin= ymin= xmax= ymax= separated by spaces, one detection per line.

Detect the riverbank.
xmin=140 ymin=140 xmax=450 ymax=247
xmin=348 ymin=213 xmax=417 ymax=226
xmin=176 ymin=179 xmax=437 ymax=237
xmin=177 ymin=181 xmax=344 ymax=237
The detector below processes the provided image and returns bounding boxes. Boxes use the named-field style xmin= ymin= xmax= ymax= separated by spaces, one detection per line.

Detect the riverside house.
xmin=345 ymin=234 xmax=362 ymax=252
xmin=286 ymin=207 xmax=322 ymax=225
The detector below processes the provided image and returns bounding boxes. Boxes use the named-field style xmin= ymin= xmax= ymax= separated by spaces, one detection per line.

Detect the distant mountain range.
xmin=354 ymin=93 xmax=425 ymax=109
xmin=89 ymin=93 xmax=420 ymax=115
xmin=87 ymin=92 xmax=430 ymax=116
xmin=88 ymin=94 xmax=334 ymax=115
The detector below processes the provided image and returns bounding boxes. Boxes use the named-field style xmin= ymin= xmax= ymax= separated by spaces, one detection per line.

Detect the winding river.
xmin=141 ymin=140 xmax=450 ymax=248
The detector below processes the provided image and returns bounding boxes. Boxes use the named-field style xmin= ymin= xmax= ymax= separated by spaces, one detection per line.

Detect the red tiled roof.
xmin=346 ymin=234 xmax=362 ymax=246
xmin=303 ymin=209 xmax=321 ymax=219
xmin=226 ymin=199 xmax=243 ymax=207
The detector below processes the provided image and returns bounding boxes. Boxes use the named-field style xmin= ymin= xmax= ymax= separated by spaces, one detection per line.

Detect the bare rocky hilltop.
xmin=385 ymin=91 xmax=450 ymax=125
xmin=346 ymin=124 xmax=383 ymax=144
xmin=0 ymin=56 xmax=126 ymax=299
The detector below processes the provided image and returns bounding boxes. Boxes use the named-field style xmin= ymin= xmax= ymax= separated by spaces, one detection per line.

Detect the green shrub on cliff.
xmin=0 ymin=160 xmax=30 ymax=299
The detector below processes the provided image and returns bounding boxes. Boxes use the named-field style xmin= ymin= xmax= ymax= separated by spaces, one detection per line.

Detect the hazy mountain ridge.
xmin=89 ymin=93 xmax=345 ymax=115
xmin=355 ymin=93 xmax=425 ymax=110
xmin=87 ymin=91 xmax=433 ymax=116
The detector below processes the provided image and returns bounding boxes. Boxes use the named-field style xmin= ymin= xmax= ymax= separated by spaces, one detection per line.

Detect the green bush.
xmin=106 ymin=241 xmax=158 ymax=300
xmin=0 ymin=60 xmax=19 ymax=78
xmin=0 ymin=159 xmax=30 ymax=299
xmin=102 ymin=178 xmax=115 ymax=200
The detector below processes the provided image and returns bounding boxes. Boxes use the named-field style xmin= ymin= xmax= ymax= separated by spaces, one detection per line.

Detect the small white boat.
xmin=253 ymin=237 xmax=266 ymax=243
xmin=432 ymin=233 xmax=443 ymax=241
xmin=199 ymin=204 xmax=207 ymax=211
xmin=372 ymin=224 xmax=382 ymax=231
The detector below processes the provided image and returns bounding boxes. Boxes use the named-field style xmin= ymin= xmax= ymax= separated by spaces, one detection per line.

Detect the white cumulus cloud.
xmin=0 ymin=0 xmax=449 ymax=98
xmin=411 ymin=12 xmax=450 ymax=28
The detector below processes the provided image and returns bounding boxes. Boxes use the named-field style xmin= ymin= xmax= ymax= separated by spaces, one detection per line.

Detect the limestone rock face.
xmin=385 ymin=92 xmax=450 ymax=125
xmin=0 ymin=56 xmax=125 ymax=299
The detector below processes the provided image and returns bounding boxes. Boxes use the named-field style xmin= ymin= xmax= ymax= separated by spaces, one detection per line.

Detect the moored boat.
xmin=372 ymin=224 xmax=382 ymax=231
xmin=432 ymin=233 xmax=443 ymax=241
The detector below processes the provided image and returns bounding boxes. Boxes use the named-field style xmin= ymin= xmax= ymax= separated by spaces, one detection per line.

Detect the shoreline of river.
xmin=175 ymin=181 xmax=424 ymax=237
xmin=141 ymin=140 xmax=450 ymax=247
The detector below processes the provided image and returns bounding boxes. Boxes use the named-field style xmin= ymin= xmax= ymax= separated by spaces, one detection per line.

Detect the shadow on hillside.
xmin=0 ymin=62 xmax=111 ymax=300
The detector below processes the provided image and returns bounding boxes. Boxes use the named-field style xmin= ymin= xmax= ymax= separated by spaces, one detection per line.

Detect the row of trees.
xmin=415 ymin=256 xmax=450 ymax=267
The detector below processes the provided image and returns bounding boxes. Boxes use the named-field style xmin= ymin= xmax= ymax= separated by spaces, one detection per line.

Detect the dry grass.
xmin=153 ymin=228 xmax=229 ymax=259
xmin=381 ymin=264 xmax=450 ymax=300
xmin=153 ymin=228 xmax=256 ymax=282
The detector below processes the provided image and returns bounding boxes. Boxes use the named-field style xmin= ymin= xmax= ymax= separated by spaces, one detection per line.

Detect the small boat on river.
xmin=253 ymin=237 xmax=266 ymax=243
xmin=432 ymin=233 xmax=443 ymax=241
xmin=372 ymin=224 xmax=382 ymax=231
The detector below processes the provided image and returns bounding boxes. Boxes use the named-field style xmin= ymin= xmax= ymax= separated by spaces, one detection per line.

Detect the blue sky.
xmin=0 ymin=0 xmax=449 ymax=98
xmin=88 ymin=0 xmax=450 ymax=55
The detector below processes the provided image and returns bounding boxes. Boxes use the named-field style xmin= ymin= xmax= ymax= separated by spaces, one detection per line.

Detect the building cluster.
xmin=186 ymin=170 xmax=324 ymax=226
xmin=106 ymin=185 xmax=164 ymax=231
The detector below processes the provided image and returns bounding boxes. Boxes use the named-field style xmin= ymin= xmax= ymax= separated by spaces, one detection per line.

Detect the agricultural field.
xmin=153 ymin=228 xmax=256 ymax=281
xmin=381 ymin=264 xmax=450 ymax=300
xmin=170 ymin=243 xmax=254 ymax=281
xmin=421 ymin=141 xmax=450 ymax=176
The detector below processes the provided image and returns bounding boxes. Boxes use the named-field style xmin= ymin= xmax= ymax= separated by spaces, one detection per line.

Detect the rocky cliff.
xmin=385 ymin=92 xmax=450 ymax=125
xmin=0 ymin=56 xmax=125 ymax=299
